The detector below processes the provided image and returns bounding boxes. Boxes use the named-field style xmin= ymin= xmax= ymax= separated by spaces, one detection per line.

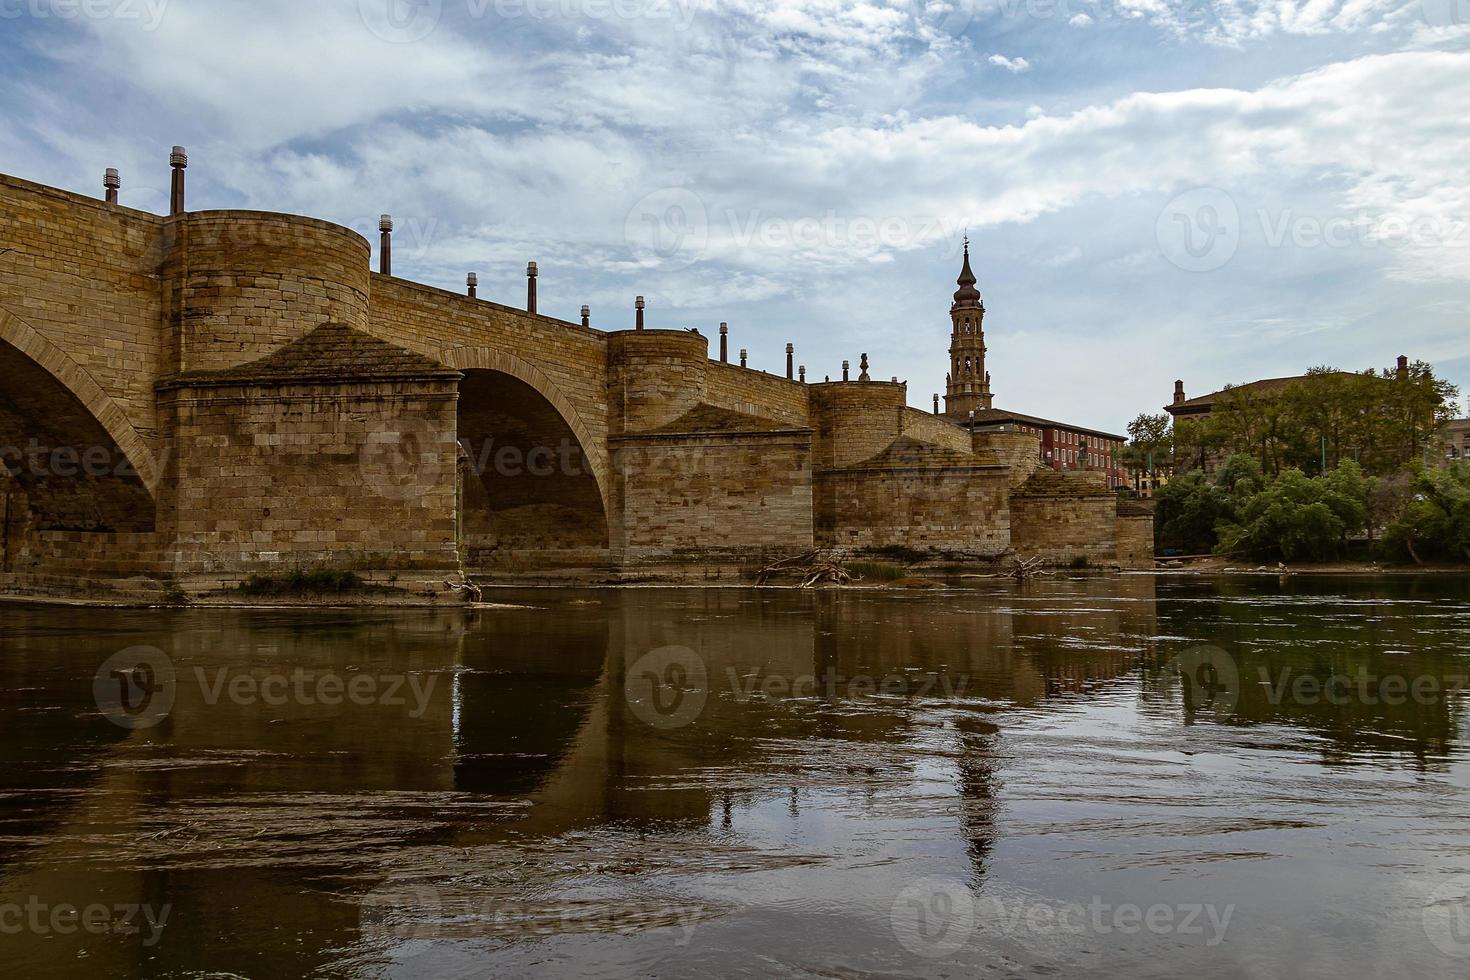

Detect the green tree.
xmin=1125 ymin=412 xmax=1171 ymax=490
xmin=1177 ymin=360 xmax=1458 ymax=479
xmin=1381 ymin=463 xmax=1470 ymax=564
xmin=1154 ymin=471 xmax=1232 ymax=554
xmin=1214 ymin=461 xmax=1371 ymax=561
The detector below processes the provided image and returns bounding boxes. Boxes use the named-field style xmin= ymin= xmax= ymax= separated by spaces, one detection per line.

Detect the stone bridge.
xmin=0 ymin=169 xmax=1149 ymax=598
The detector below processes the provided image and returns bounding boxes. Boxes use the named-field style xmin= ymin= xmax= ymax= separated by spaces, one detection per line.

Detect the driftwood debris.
xmin=444 ymin=579 xmax=484 ymax=603
xmin=756 ymin=550 xmax=856 ymax=587
xmin=973 ymin=556 xmax=1054 ymax=580
xmin=1006 ymin=556 xmax=1052 ymax=581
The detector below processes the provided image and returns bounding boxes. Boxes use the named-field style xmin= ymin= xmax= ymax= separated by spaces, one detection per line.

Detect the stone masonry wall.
xmin=606 ymin=330 xmax=709 ymax=434
xmin=163 ymin=211 xmax=371 ymax=375
xmin=1010 ymin=471 xmax=1118 ymax=566
xmin=972 ymin=430 xmax=1043 ymax=486
xmin=704 ymin=360 xmax=810 ymax=427
xmin=367 ymin=277 xmax=611 ymax=504
xmin=901 ymin=408 xmax=972 ymax=454
xmin=0 ymin=175 xmax=166 ymax=459
xmin=609 ymin=430 xmax=813 ymax=569
xmin=815 ymin=465 xmax=1011 ymax=555
xmin=1115 ymin=514 xmax=1155 ymax=570
xmin=0 ymin=526 xmax=165 ymax=596
xmin=159 ymin=378 xmax=461 ymax=587
xmin=808 ymin=382 xmax=907 ymax=470
xmin=0 ymin=172 xmax=1151 ymax=591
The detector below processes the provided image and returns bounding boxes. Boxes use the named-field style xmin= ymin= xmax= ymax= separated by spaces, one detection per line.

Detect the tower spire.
xmin=953 ymin=236 xmax=981 ymax=307
xmin=943 ymin=239 xmax=991 ymax=418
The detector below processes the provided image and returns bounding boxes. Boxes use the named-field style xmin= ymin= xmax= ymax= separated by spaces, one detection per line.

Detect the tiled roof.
xmin=968 ymin=407 xmax=1125 ymax=442
xmin=1167 ymin=371 xmax=1369 ymax=413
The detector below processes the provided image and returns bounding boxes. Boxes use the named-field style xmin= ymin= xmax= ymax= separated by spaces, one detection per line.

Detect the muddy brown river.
xmin=3 ymin=575 xmax=1470 ymax=977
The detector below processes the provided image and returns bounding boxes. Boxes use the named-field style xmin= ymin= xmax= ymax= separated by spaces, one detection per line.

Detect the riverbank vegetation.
xmin=1155 ymin=455 xmax=1470 ymax=565
xmin=1133 ymin=357 xmax=1465 ymax=565
xmin=237 ymin=568 xmax=366 ymax=596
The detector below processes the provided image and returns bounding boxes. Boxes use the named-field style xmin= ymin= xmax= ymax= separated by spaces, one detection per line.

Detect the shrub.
xmin=847 ymin=560 xmax=906 ymax=582
xmin=238 ymin=568 xmax=365 ymax=596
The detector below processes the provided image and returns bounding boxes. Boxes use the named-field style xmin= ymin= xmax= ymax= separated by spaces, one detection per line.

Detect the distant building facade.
xmin=1443 ymin=417 xmax=1470 ymax=466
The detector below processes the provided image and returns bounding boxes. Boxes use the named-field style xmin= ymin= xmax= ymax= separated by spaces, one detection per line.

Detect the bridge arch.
xmin=440 ymin=346 xmax=608 ymax=512
xmin=444 ymin=346 xmax=610 ymax=571
xmin=0 ymin=310 xmax=159 ymax=493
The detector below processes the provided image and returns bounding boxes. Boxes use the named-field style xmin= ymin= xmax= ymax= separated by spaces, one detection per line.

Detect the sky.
xmin=1 ymin=0 xmax=1467 ymax=434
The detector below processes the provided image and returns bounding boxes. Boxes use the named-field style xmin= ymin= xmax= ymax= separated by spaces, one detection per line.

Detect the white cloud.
xmin=988 ymin=53 xmax=1033 ymax=72
xmin=1070 ymin=12 xmax=1095 ymax=25
xmin=3 ymin=1 xmax=1469 ymax=428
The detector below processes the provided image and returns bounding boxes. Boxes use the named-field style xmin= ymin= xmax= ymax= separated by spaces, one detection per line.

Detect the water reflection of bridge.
xmin=11 ymin=578 xmax=1468 ymax=974
xmin=2 ymin=582 xmax=1166 ymax=972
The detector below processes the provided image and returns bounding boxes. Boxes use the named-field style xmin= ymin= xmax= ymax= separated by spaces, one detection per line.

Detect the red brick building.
xmin=935 ymin=243 xmax=1127 ymax=489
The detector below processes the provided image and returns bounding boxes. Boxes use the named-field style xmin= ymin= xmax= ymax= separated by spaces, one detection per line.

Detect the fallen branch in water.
xmin=1008 ymin=556 xmax=1052 ymax=581
xmin=974 ymin=556 xmax=1054 ymax=580
xmin=756 ymin=550 xmax=856 ymax=587
xmin=444 ymin=579 xmax=484 ymax=603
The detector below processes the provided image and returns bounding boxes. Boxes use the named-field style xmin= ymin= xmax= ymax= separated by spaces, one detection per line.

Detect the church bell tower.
xmin=944 ymin=239 xmax=992 ymax=418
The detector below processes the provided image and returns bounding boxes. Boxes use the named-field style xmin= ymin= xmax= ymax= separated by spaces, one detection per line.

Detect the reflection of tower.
xmin=944 ymin=239 xmax=992 ymax=418
xmin=954 ymin=723 xmax=999 ymax=879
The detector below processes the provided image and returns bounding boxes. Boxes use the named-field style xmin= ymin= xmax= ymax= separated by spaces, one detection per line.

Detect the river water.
xmin=3 ymin=575 xmax=1470 ymax=978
